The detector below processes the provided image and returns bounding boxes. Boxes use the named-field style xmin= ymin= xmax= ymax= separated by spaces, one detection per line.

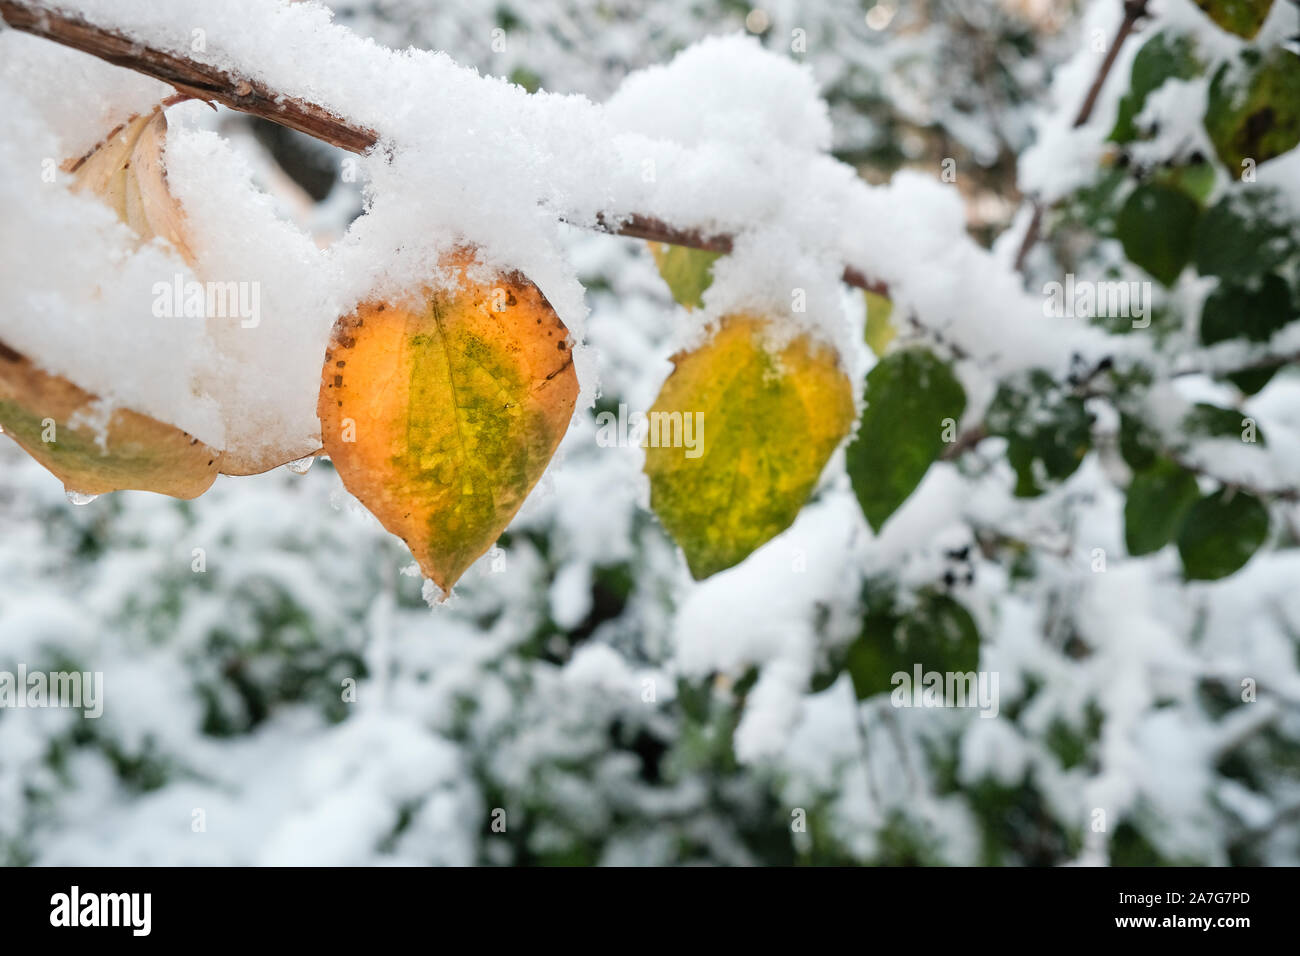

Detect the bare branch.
xmin=1072 ymin=0 xmax=1149 ymax=130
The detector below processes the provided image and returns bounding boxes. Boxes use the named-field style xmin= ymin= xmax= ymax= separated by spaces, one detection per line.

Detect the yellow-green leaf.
xmin=318 ymin=251 xmax=580 ymax=594
xmin=1207 ymin=48 xmax=1300 ymax=179
xmin=1194 ymin=0 xmax=1274 ymax=39
xmin=863 ymin=290 xmax=896 ymax=357
xmin=643 ymin=315 xmax=854 ymax=579
xmin=0 ymin=340 xmax=221 ymax=498
xmin=648 ymin=242 xmax=722 ymax=310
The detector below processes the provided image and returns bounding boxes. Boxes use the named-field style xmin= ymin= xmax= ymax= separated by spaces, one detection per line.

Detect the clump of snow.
xmin=605 ymin=34 xmax=833 ymax=154
xmin=2 ymin=0 xmax=1111 ymax=462
xmin=0 ymin=70 xmax=224 ymax=445
xmin=162 ymin=120 xmax=335 ymax=464
xmin=1128 ymin=77 xmax=1213 ymax=169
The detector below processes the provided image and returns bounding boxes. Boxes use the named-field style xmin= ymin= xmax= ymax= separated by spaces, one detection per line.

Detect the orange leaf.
xmin=318 ymin=252 xmax=579 ymax=594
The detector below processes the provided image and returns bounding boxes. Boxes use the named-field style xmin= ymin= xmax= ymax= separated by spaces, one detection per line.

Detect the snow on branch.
xmin=0 ymin=0 xmax=378 ymax=152
xmin=0 ymin=0 xmax=889 ymax=293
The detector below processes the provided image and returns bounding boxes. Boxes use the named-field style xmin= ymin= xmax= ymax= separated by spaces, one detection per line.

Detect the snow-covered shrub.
xmin=1 ymin=0 xmax=1298 ymax=866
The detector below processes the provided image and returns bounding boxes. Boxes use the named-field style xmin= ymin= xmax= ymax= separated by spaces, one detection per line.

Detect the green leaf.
xmin=1116 ymin=184 xmax=1200 ymax=285
xmin=1200 ymin=273 xmax=1294 ymax=393
xmin=1119 ymin=412 xmax=1160 ymax=473
xmin=1111 ymin=32 xmax=1202 ymax=144
xmin=1196 ymin=273 xmax=1289 ymax=343
xmin=1194 ymin=0 xmax=1275 ymax=40
xmin=846 ymin=593 xmax=980 ymax=701
xmin=986 ymin=371 xmax=1091 ymax=497
xmin=1177 ymin=489 xmax=1270 ymax=580
xmin=1064 ymin=168 xmax=1130 ymax=234
xmin=1125 ymin=459 xmax=1201 ymax=556
xmin=846 ymin=348 xmax=966 ymax=531
xmin=863 ymin=290 xmax=896 ymax=357
xmin=643 ymin=316 xmax=855 ymax=579
xmin=1227 ymin=366 xmax=1277 ymax=399
xmin=1207 ymin=48 xmax=1300 ymax=180
xmin=1182 ymin=402 xmax=1266 ymax=445
xmin=507 ymin=67 xmax=542 ymax=94
xmin=1152 ymin=160 xmax=1217 ymax=206
xmin=648 ymin=242 xmax=722 ymax=310
xmin=1194 ymin=190 xmax=1298 ymax=281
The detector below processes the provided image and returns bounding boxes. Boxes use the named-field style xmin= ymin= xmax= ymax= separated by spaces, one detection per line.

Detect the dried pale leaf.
xmin=71 ymin=109 xmax=196 ymax=261
xmin=128 ymin=110 xmax=199 ymax=265
xmin=68 ymin=112 xmax=155 ymax=222
xmin=217 ymin=446 xmax=323 ymax=477
xmin=318 ymin=253 xmax=579 ymax=593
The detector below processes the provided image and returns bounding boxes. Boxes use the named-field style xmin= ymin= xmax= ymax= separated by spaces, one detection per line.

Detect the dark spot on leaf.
xmin=545 ymin=355 xmax=575 ymax=381
xmin=1244 ymin=107 xmax=1276 ymax=141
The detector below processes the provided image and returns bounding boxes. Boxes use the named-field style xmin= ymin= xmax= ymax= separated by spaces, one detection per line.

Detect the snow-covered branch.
xmin=0 ymin=0 xmax=890 ymax=293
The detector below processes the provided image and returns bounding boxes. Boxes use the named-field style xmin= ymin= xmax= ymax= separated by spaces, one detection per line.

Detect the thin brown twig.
xmin=1072 ymin=0 xmax=1149 ymax=129
xmin=1013 ymin=0 xmax=1149 ymax=272
xmin=0 ymin=0 xmax=890 ymax=294
xmin=1173 ymin=349 xmax=1300 ymax=378
xmin=940 ymin=423 xmax=987 ymax=461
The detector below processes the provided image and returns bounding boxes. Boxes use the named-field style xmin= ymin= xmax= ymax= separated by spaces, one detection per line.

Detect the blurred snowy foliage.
xmin=2 ymin=0 xmax=1300 ymax=867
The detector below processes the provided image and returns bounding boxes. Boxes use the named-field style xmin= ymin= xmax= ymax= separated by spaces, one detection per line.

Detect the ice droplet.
xmin=66 ymin=490 xmax=99 ymax=505
xmin=284 ymin=455 xmax=316 ymax=475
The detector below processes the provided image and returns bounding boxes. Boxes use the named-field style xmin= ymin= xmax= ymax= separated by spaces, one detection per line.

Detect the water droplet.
xmin=66 ymin=490 xmax=99 ymax=506
xmin=284 ymin=455 xmax=316 ymax=475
